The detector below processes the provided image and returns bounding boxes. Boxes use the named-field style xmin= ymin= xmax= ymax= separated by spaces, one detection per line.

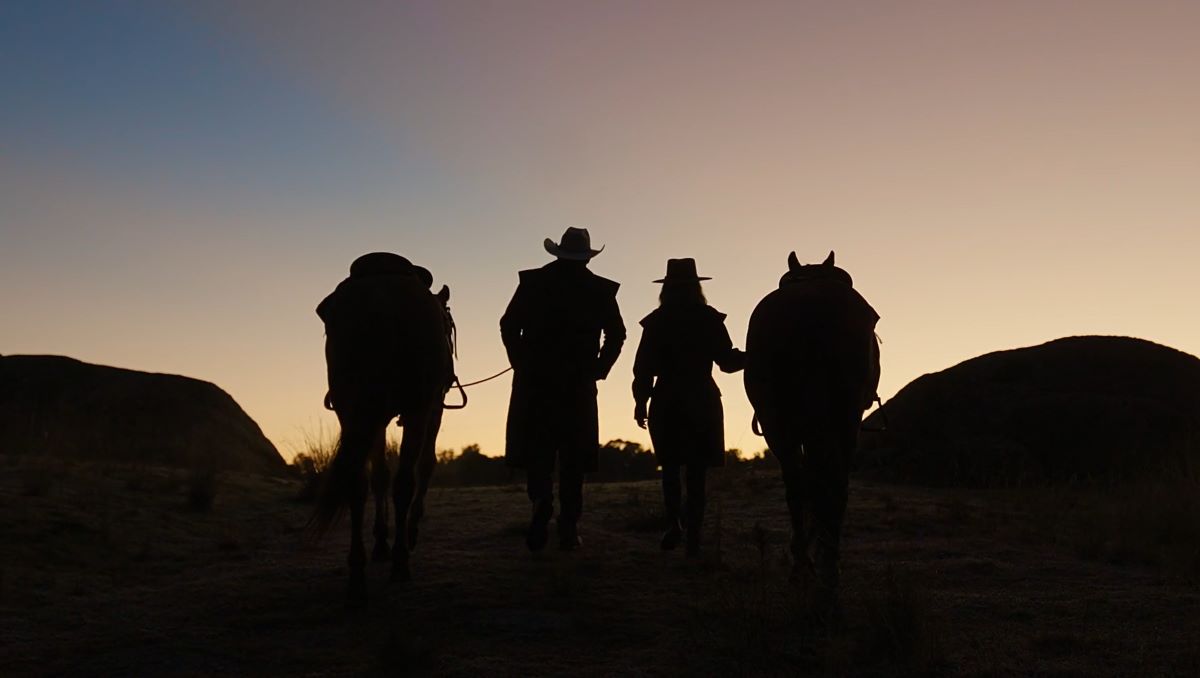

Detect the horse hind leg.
xmin=390 ymin=404 xmax=434 ymax=583
xmin=370 ymin=431 xmax=392 ymax=562
xmin=339 ymin=421 xmax=374 ymax=607
xmin=407 ymin=405 xmax=444 ymax=552
xmin=347 ymin=476 xmax=369 ymax=607
xmin=777 ymin=450 xmax=816 ymax=583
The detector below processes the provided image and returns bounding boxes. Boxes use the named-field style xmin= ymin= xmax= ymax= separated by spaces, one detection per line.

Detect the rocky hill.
xmin=0 ymin=355 xmax=286 ymax=475
xmin=858 ymin=336 xmax=1200 ymax=486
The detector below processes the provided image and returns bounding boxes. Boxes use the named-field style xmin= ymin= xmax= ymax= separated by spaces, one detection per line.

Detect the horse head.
xmin=779 ymin=250 xmax=854 ymax=288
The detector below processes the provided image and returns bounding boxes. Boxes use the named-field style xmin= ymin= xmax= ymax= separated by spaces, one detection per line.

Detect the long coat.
xmin=500 ymin=260 xmax=625 ymax=471
xmin=632 ymin=304 xmax=745 ymax=467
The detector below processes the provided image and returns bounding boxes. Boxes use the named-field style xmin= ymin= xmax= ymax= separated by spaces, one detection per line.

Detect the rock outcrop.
xmin=858 ymin=336 xmax=1200 ymax=486
xmin=0 ymin=355 xmax=287 ymax=475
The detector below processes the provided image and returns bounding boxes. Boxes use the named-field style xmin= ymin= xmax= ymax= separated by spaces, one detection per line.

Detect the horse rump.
xmin=309 ymin=272 xmax=451 ymax=537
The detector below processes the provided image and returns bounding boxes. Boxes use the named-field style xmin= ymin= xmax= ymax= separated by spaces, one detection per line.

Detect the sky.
xmin=2 ymin=1 xmax=1198 ymax=460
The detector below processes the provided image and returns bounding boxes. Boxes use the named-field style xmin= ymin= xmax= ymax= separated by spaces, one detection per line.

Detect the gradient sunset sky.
xmin=3 ymin=1 xmax=1198 ymax=459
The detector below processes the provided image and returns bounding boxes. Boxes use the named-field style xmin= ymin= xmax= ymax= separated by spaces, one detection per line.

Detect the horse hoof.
xmin=347 ymin=576 xmax=368 ymax=608
xmin=391 ymin=561 xmax=411 ymax=583
xmin=407 ymin=505 xmax=424 ymax=551
xmin=660 ymin=523 xmax=683 ymax=551
xmin=372 ymin=541 xmax=392 ymax=562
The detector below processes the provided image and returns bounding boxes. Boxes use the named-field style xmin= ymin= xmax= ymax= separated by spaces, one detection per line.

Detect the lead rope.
xmin=394 ymin=366 xmax=514 ymax=426
xmin=456 ymin=366 xmax=513 ymax=388
xmin=751 ymin=396 xmax=889 ymax=437
xmin=441 ymin=366 xmax=513 ymax=411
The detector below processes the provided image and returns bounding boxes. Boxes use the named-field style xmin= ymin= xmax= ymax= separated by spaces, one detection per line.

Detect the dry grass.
xmin=287 ymin=426 xmax=403 ymax=503
xmin=20 ymin=463 xmax=56 ymax=497
xmin=288 ymin=425 xmax=338 ymax=502
xmin=1 ymin=457 xmax=1198 ymax=676
xmin=1036 ymin=478 xmax=1200 ymax=582
xmin=603 ymin=486 xmax=664 ymax=533
xmin=860 ymin=565 xmax=945 ymax=675
xmin=684 ymin=519 xmax=945 ymax=676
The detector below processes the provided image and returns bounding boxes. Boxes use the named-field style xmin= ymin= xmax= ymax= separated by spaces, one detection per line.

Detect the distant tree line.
xmin=429 ymin=440 xmax=772 ymax=487
xmin=292 ymin=439 xmax=773 ymax=498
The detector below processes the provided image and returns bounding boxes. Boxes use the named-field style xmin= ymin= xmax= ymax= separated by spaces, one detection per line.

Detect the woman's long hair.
xmin=659 ymin=280 xmax=707 ymax=307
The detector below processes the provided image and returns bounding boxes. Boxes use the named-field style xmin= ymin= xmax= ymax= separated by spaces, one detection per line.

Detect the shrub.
xmin=290 ymin=426 xmax=338 ymax=502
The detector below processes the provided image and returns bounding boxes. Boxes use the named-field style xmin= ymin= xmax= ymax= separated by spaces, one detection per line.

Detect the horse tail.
xmin=307 ymin=422 xmax=373 ymax=538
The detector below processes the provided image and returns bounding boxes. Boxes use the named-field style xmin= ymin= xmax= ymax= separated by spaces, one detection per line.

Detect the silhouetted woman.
xmin=632 ymin=258 xmax=745 ymax=555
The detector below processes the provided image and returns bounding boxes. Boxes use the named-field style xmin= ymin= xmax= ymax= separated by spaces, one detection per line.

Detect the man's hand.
xmin=323 ymin=391 xmax=335 ymax=411
xmin=634 ymin=402 xmax=648 ymax=429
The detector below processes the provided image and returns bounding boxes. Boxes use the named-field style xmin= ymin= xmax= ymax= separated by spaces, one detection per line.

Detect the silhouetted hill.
xmin=858 ymin=336 xmax=1200 ymax=486
xmin=0 ymin=355 xmax=286 ymax=475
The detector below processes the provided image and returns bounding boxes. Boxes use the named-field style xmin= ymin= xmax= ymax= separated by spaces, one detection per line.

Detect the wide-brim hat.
xmin=653 ymin=257 xmax=711 ymax=284
xmin=544 ymin=227 xmax=604 ymax=260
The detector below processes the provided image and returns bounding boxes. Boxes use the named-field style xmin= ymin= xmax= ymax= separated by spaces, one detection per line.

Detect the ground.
xmin=2 ymin=455 xmax=1197 ymax=677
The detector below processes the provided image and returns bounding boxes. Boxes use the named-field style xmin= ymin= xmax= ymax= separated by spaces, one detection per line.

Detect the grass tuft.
xmin=289 ymin=426 xmax=338 ymax=503
xmin=862 ymin=565 xmax=945 ymax=676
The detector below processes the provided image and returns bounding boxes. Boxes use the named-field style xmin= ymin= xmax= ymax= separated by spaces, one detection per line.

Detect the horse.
xmin=311 ymin=252 xmax=454 ymax=605
xmin=744 ymin=251 xmax=880 ymax=596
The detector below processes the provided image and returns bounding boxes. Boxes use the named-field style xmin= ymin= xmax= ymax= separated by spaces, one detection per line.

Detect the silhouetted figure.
xmin=744 ymin=251 xmax=880 ymax=597
xmin=312 ymin=252 xmax=454 ymax=605
xmin=501 ymin=228 xmax=626 ymax=551
xmin=632 ymin=259 xmax=745 ymax=556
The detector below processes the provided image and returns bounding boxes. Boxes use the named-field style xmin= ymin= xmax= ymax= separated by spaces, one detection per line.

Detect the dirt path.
xmin=2 ymin=460 xmax=1197 ymax=676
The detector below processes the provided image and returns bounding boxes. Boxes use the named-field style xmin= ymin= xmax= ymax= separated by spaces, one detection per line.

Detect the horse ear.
xmin=787 ymin=251 xmax=800 ymax=271
xmin=823 ymin=251 xmax=835 ymax=266
xmin=437 ymin=285 xmax=450 ymax=304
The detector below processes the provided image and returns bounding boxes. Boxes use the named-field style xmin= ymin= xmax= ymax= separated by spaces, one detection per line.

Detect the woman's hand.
xmin=634 ymin=402 xmax=648 ymax=429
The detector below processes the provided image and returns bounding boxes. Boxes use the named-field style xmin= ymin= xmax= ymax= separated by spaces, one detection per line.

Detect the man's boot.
xmin=558 ymin=520 xmax=582 ymax=551
xmin=526 ymin=499 xmax=553 ymax=552
xmin=684 ymin=499 xmax=703 ymax=557
xmin=660 ymin=514 xmax=683 ymax=551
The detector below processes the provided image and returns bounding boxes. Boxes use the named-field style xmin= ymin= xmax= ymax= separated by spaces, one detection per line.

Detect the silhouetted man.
xmin=501 ymin=227 xmax=626 ymax=551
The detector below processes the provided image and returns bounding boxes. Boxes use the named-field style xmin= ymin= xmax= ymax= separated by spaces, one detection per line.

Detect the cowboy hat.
xmin=544 ymin=227 xmax=604 ymax=260
xmin=653 ymin=258 xmax=711 ymax=284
